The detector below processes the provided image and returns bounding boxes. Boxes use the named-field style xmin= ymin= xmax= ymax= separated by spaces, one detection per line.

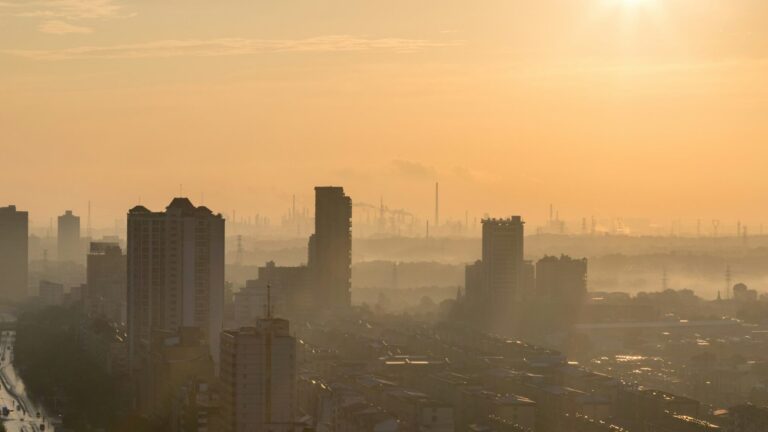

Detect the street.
xmin=0 ymin=314 xmax=53 ymax=432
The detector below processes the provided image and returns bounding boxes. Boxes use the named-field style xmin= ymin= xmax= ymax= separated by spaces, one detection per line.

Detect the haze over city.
xmin=3 ymin=1 xmax=768 ymax=432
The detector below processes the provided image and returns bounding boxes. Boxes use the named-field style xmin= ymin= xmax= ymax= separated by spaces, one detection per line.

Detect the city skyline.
xmin=3 ymin=1 xmax=768 ymax=431
xmin=8 ymin=194 xmax=768 ymax=239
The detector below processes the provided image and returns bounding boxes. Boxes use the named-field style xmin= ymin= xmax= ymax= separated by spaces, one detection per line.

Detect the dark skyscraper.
xmin=0 ymin=205 xmax=28 ymax=300
xmin=57 ymin=210 xmax=81 ymax=263
xmin=482 ymin=217 xmax=525 ymax=306
xmin=127 ymin=198 xmax=225 ymax=370
xmin=312 ymin=186 xmax=352 ymax=309
xmin=464 ymin=216 xmax=526 ymax=329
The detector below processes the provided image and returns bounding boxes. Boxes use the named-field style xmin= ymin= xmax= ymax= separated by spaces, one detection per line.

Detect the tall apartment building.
xmin=57 ymin=210 xmax=81 ymax=263
xmin=87 ymin=241 xmax=127 ymax=322
xmin=0 ymin=205 xmax=28 ymax=300
xmin=127 ymin=198 xmax=225 ymax=370
xmin=463 ymin=217 xmax=526 ymax=329
xmin=220 ymin=318 xmax=297 ymax=432
xmin=482 ymin=217 xmax=525 ymax=306
xmin=311 ymin=186 xmax=352 ymax=310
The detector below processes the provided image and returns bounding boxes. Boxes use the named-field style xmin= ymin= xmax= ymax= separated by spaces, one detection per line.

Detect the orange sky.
xmin=2 ymin=0 xmax=768 ymax=230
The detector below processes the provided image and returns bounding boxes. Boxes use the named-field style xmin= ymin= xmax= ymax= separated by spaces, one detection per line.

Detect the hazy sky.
xmin=2 ymin=0 xmax=768 ymax=229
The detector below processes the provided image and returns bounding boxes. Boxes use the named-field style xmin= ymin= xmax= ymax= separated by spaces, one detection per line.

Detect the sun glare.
xmin=616 ymin=0 xmax=657 ymax=10
xmin=598 ymin=0 xmax=661 ymax=17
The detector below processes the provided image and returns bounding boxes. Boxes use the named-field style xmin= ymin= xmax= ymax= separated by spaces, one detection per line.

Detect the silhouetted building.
xmin=220 ymin=318 xmax=297 ymax=432
xmin=463 ymin=217 xmax=526 ymax=329
xmin=0 ymin=205 xmax=28 ymax=300
xmin=482 ymin=217 xmax=525 ymax=307
xmin=536 ymin=255 xmax=588 ymax=303
xmin=464 ymin=260 xmax=486 ymax=307
xmin=311 ymin=186 xmax=352 ymax=310
xmin=57 ymin=210 xmax=81 ymax=263
xmin=127 ymin=198 xmax=225 ymax=371
xmin=732 ymin=283 xmax=758 ymax=302
xmin=87 ymin=241 xmax=127 ymax=322
xmin=234 ymin=261 xmax=311 ymax=325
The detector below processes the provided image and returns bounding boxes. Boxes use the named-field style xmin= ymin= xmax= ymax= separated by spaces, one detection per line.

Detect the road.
xmin=0 ymin=314 xmax=54 ymax=432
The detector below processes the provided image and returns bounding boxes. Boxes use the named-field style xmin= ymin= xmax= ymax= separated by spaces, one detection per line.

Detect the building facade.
xmin=57 ymin=210 xmax=81 ymax=263
xmin=87 ymin=241 xmax=127 ymax=323
xmin=463 ymin=217 xmax=526 ymax=330
xmin=482 ymin=217 xmax=525 ymax=306
xmin=311 ymin=186 xmax=352 ymax=310
xmin=234 ymin=261 xmax=311 ymax=326
xmin=536 ymin=255 xmax=588 ymax=303
xmin=127 ymin=197 xmax=225 ymax=370
xmin=220 ymin=318 xmax=297 ymax=432
xmin=0 ymin=205 xmax=28 ymax=300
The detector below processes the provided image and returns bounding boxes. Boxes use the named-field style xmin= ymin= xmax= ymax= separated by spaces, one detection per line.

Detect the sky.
xmin=2 ymin=0 xmax=768 ymax=230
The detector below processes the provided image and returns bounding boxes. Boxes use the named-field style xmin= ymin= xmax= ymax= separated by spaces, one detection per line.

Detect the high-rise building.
xmin=463 ymin=217 xmax=526 ymax=329
xmin=86 ymin=241 xmax=127 ymax=322
xmin=0 ymin=205 xmax=28 ymax=300
xmin=127 ymin=198 xmax=225 ymax=371
xmin=234 ymin=261 xmax=311 ymax=326
xmin=311 ymin=186 xmax=352 ymax=310
xmin=536 ymin=255 xmax=588 ymax=303
xmin=220 ymin=318 xmax=297 ymax=432
xmin=482 ymin=217 xmax=525 ymax=306
xmin=57 ymin=210 xmax=81 ymax=263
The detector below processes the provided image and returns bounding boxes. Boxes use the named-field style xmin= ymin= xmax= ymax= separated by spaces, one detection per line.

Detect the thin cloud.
xmin=3 ymin=36 xmax=464 ymax=61
xmin=451 ymin=166 xmax=504 ymax=184
xmin=0 ymin=0 xmax=124 ymax=19
xmin=391 ymin=160 xmax=437 ymax=180
xmin=38 ymin=20 xmax=92 ymax=34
